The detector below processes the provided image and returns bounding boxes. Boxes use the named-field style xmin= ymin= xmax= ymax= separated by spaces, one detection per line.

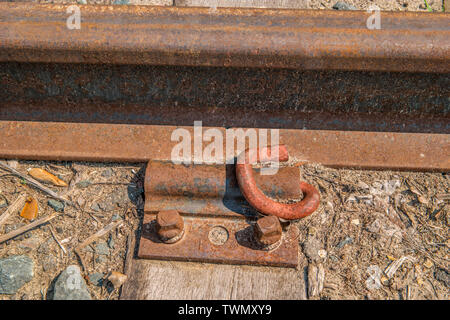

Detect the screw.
xmin=254 ymin=215 xmax=282 ymax=246
xmin=155 ymin=210 xmax=184 ymax=243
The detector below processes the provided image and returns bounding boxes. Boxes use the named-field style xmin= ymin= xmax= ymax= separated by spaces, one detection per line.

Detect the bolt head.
xmin=254 ymin=215 xmax=282 ymax=245
xmin=156 ymin=210 xmax=184 ymax=240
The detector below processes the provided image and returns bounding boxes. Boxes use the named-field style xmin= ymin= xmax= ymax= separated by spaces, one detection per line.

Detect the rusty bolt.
xmin=254 ymin=215 xmax=282 ymax=246
xmin=155 ymin=210 xmax=184 ymax=242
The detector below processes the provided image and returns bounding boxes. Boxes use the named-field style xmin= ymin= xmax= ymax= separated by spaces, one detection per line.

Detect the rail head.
xmin=0 ymin=3 xmax=449 ymax=72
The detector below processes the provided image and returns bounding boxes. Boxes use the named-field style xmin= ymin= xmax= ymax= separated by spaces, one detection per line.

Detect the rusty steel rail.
xmin=0 ymin=3 xmax=448 ymax=268
xmin=0 ymin=3 xmax=449 ymax=72
xmin=0 ymin=3 xmax=449 ymax=171
xmin=0 ymin=121 xmax=448 ymax=171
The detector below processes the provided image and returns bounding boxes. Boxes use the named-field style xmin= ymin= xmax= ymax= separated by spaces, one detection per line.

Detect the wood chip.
xmin=28 ymin=168 xmax=68 ymax=187
xmin=417 ymin=196 xmax=429 ymax=205
xmin=20 ymin=196 xmax=39 ymax=220
xmin=123 ymin=234 xmax=135 ymax=277
xmin=108 ymin=271 xmax=128 ymax=289
xmin=423 ymin=258 xmax=433 ymax=269
xmin=399 ymin=203 xmax=417 ymax=226
xmin=307 ymin=264 xmax=325 ymax=298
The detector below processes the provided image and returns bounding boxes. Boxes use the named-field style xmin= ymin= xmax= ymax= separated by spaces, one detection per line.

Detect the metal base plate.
xmin=138 ymin=213 xmax=299 ymax=268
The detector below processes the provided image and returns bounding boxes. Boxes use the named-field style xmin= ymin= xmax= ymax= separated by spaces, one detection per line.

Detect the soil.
xmin=297 ymin=164 xmax=449 ymax=300
xmin=10 ymin=0 xmax=447 ymax=11
xmin=307 ymin=0 xmax=444 ymax=11
xmin=0 ymin=161 xmax=145 ymax=300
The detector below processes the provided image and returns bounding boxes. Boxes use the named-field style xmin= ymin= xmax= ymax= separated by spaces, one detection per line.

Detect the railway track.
xmin=0 ymin=3 xmax=449 ymax=170
xmin=0 ymin=2 xmax=448 ymax=299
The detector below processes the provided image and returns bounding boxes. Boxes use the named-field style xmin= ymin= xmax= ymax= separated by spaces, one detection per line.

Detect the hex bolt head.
xmin=155 ymin=210 xmax=184 ymax=242
xmin=254 ymin=215 xmax=282 ymax=246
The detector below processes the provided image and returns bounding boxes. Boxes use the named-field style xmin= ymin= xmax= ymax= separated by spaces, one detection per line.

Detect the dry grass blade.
xmin=0 ymin=212 xmax=61 ymax=243
xmin=0 ymin=161 xmax=73 ymax=206
xmin=0 ymin=193 xmax=26 ymax=228
xmin=436 ymin=193 xmax=450 ymax=201
xmin=384 ymin=256 xmax=416 ymax=279
xmin=49 ymin=223 xmax=67 ymax=254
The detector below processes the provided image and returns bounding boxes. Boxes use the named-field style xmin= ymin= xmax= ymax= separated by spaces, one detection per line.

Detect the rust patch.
xmin=0 ymin=122 xmax=448 ymax=171
xmin=0 ymin=3 xmax=449 ymax=72
xmin=144 ymin=160 xmax=301 ymax=217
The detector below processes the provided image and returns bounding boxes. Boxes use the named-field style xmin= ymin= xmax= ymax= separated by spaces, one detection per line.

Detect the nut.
xmin=254 ymin=215 xmax=282 ymax=246
xmin=155 ymin=210 xmax=184 ymax=242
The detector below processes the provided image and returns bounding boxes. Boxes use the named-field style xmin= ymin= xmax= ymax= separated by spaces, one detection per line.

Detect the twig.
xmin=85 ymin=210 xmax=102 ymax=224
xmin=427 ymin=279 xmax=441 ymax=300
xmin=74 ymin=219 xmax=123 ymax=272
xmin=0 ymin=161 xmax=73 ymax=206
xmin=74 ymin=249 xmax=87 ymax=272
xmin=0 ymin=194 xmax=26 ymax=228
xmin=49 ymin=223 xmax=67 ymax=255
xmin=88 ymin=182 xmax=130 ymax=186
xmin=0 ymin=212 xmax=61 ymax=243
xmin=76 ymin=219 xmax=123 ymax=250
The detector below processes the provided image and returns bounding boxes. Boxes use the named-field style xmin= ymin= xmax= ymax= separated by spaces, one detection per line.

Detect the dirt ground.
xmin=0 ymin=161 xmax=144 ymax=300
xmin=11 ymin=0 xmax=447 ymax=11
xmin=307 ymin=0 xmax=444 ymax=11
xmin=0 ymin=160 xmax=448 ymax=300
xmin=297 ymin=164 xmax=449 ymax=300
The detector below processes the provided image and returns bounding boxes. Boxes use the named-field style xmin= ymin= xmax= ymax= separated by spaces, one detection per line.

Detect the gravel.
xmin=107 ymin=234 xmax=115 ymax=249
xmin=0 ymin=255 xmax=34 ymax=295
xmin=336 ymin=236 xmax=353 ymax=249
xmin=48 ymin=199 xmax=65 ymax=212
xmin=90 ymin=202 xmax=101 ymax=212
xmin=5 ymin=223 xmax=27 ymax=241
xmin=434 ymin=268 xmax=450 ymax=287
xmin=42 ymin=254 xmax=57 ymax=272
xmin=101 ymin=168 xmax=113 ymax=178
xmin=88 ymin=272 xmax=104 ymax=287
xmin=95 ymin=242 xmax=110 ymax=256
xmin=76 ymin=180 xmax=91 ymax=189
xmin=302 ymin=236 xmax=324 ymax=263
xmin=52 ymin=265 xmax=91 ymax=300
xmin=332 ymin=1 xmax=357 ymax=10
